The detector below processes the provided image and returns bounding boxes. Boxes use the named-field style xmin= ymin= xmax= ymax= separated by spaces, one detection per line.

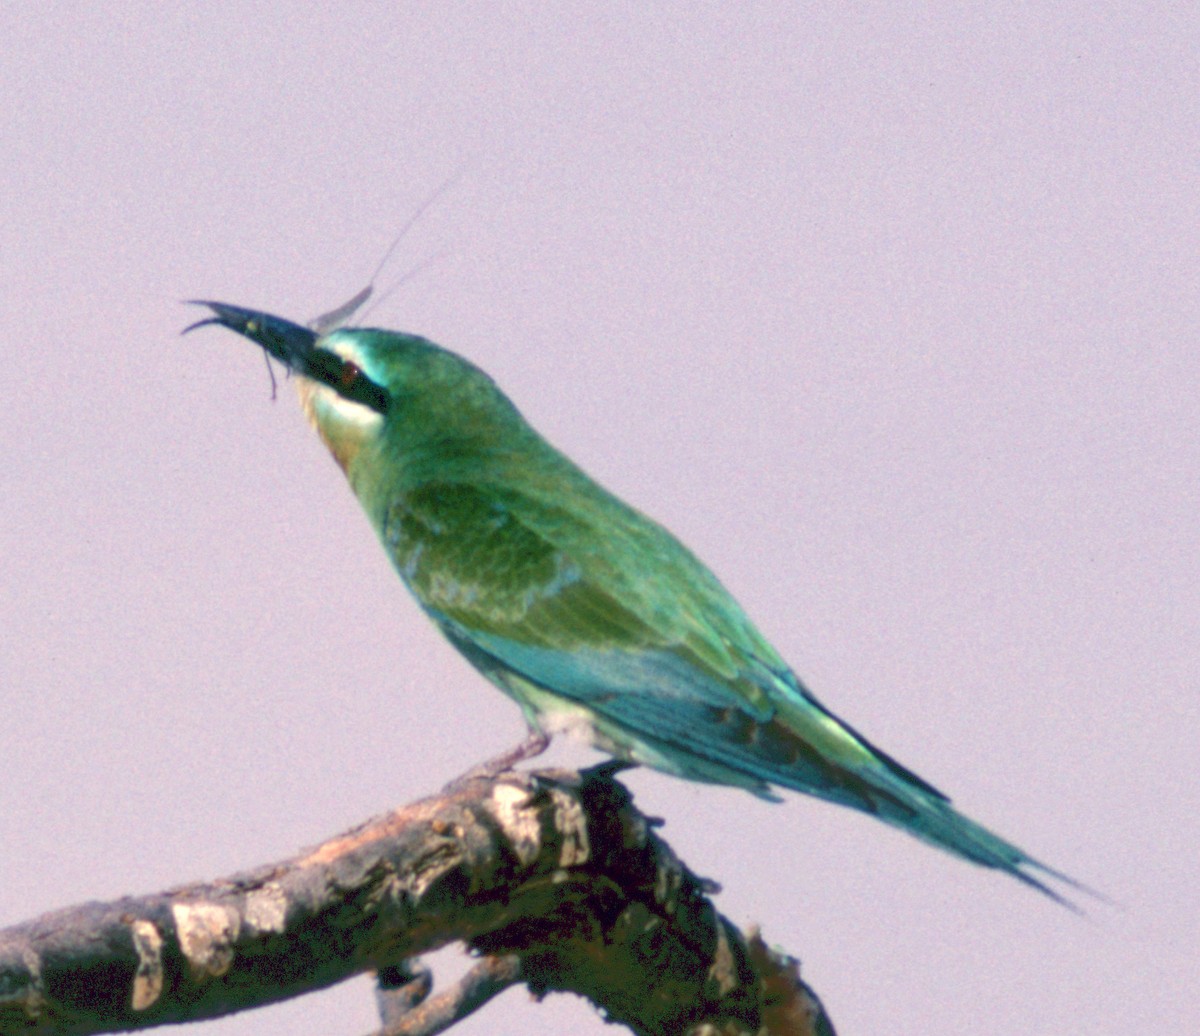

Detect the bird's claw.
xmin=441 ymin=730 xmax=551 ymax=792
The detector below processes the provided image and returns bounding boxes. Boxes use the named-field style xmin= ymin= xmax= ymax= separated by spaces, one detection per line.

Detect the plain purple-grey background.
xmin=1 ymin=4 xmax=1196 ymax=1034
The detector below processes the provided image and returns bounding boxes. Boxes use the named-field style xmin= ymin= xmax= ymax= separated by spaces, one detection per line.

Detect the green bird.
xmin=186 ymin=295 xmax=1084 ymax=906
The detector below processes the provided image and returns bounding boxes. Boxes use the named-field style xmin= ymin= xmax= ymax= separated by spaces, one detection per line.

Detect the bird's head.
xmin=185 ymin=301 xmax=524 ymax=490
xmin=185 ymin=301 xmax=398 ymax=476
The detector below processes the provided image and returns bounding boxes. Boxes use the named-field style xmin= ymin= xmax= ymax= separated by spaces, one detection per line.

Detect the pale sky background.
xmin=1 ymin=4 xmax=1196 ymax=1034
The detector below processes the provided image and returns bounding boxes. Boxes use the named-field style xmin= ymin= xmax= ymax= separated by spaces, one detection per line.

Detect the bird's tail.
xmin=868 ymin=787 xmax=1092 ymax=909
xmin=765 ymin=688 xmax=1101 ymax=909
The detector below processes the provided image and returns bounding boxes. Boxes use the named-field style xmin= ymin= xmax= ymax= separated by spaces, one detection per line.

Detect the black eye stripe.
xmin=307 ymin=349 xmax=390 ymax=415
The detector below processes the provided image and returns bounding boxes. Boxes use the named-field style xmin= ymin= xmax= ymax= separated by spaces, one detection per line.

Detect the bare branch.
xmin=372 ymin=954 xmax=521 ymax=1036
xmin=0 ymin=767 xmax=835 ymax=1035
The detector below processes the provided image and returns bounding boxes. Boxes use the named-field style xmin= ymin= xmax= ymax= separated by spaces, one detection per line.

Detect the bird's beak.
xmin=183 ymin=301 xmax=318 ymax=374
xmin=184 ymin=299 xmax=391 ymax=415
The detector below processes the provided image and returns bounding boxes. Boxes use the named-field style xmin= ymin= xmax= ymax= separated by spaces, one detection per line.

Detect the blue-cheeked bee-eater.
xmin=185 ymin=293 xmax=1087 ymax=906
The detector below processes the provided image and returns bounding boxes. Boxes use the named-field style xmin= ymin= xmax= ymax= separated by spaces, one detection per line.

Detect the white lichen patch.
xmin=129 ymin=920 xmax=164 ymax=1010
xmin=706 ymin=923 xmax=738 ymax=998
xmin=550 ymin=788 xmax=590 ymax=868
xmin=172 ymin=902 xmax=240 ymax=979
xmin=6 ymin=947 xmax=46 ymax=1019
xmin=490 ymin=782 xmax=541 ymax=866
xmin=243 ymin=883 xmax=288 ymax=935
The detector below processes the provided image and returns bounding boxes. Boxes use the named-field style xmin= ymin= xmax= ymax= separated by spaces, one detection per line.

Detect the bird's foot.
xmin=442 ymin=730 xmax=551 ymax=792
xmin=477 ymin=729 xmax=552 ymax=774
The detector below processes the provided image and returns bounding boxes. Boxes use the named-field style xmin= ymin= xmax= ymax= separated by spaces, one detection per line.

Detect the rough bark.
xmin=0 ymin=767 xmax=835 ymax=1036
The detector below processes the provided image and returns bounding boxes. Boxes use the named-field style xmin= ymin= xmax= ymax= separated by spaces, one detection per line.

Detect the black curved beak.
xmin=183 ymin=301 xmax=318 ymax=372
xmin=184 ymin=300 xmax=390 ymax=415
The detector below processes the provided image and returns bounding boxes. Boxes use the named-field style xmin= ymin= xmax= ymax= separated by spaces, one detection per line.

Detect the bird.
xmin=185 ymin=293 xmax=1086 ymax=907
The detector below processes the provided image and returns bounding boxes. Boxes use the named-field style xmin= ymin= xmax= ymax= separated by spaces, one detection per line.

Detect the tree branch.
xmin=373 ymin=954 xmax=521 ymax=1036
xmin=0 ymin=767 xmax=835 ymax=1035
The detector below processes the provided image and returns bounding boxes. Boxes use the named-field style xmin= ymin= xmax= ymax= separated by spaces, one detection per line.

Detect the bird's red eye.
xmin=309 ymin=349 xmax=388 ymax=413
xmin=339 ymin=361 xmax=362 ymax=389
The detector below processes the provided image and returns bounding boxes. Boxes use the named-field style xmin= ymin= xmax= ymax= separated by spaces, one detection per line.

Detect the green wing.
xmin=378 ymin=478 xmax=921 ymax=803
xmin=382 ymin=479 xmax=773 ymax=691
